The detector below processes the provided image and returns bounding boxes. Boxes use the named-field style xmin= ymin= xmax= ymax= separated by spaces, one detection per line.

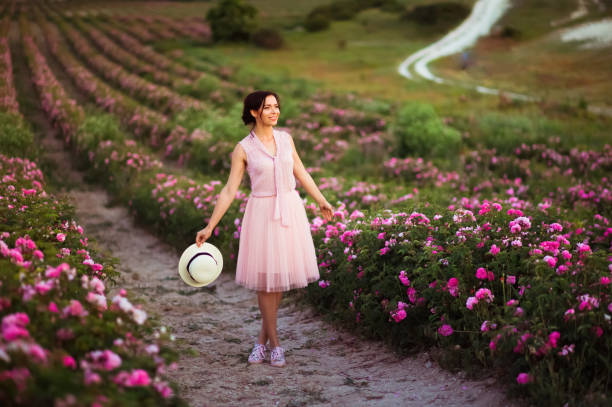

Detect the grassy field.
xmin=61 ymin=0 xmax=612 ymax=114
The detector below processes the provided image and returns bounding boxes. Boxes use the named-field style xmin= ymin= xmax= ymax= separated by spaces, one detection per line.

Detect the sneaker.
xmin=248 ymin=343 xmax=267 ymax=364
xmin=270 ymin=346 xmax=286 ymax=367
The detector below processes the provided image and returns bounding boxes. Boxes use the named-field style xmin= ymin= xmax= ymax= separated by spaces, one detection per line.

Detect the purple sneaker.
xmin=270 ymin=346 xmax=286 ymax=367
xmin=248 ymin=343 xmax=267 ymax=364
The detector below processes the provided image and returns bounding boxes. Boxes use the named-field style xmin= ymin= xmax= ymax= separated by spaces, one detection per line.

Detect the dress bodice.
xmin=239 ymin=128 xmax=296 ymax=226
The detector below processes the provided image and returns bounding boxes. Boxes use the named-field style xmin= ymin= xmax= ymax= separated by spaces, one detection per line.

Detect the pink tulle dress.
xmin=235 ymin=127 xmax=320 ymax=292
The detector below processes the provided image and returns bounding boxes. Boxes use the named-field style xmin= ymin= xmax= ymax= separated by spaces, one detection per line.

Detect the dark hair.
xmin=241 ymin=90 xmax=281 ymax=127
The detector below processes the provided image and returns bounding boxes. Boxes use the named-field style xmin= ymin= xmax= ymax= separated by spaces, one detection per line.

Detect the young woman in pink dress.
xmin=195 ymin=90 xmax=334 ymax=367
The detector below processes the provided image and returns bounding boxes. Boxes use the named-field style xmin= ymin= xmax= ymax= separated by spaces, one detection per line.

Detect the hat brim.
xmin=178 ymin=243 xmax=223 ymax=287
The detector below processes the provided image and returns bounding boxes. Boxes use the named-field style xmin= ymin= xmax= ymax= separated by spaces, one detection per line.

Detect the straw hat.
xmin=178 ymin=242 xmax=223 ymax=287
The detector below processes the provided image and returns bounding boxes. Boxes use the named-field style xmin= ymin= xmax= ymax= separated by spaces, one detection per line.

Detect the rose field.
xmin=1 ymin=0 xmax=611 ymax=406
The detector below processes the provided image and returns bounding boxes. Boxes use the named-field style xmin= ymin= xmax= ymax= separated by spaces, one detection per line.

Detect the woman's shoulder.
xmin=238 ymin=132 xmax=254 ymax=147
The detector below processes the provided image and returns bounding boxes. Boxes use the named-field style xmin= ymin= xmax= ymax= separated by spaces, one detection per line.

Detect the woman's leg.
xmin=275 ymin=291 xmax=282 ymax=311
xmin=257 ymin=292 xmax=269 ymax=346
xmin=256 ymin=290 xmax=281 ymax=348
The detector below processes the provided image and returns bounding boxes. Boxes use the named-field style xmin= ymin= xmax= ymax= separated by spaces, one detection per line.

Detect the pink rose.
xmin=516 ymin=373 xmax=532 ymax=384
xmin=63 ymin=355 xmax=77 ymax=369
xmin=466 ymin=296 xmax=478 ymax=310
xmin=398 ymin=270 xmax=410 ymax=286
xmin=438 ymin=324 xmax=453 ymax=336
xmin=391 ymin=309 xmax=407 ymax=323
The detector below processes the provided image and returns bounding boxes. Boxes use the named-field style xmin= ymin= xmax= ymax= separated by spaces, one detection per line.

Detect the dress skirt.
xmin=235 ymin=190 xmax=320 ymax=292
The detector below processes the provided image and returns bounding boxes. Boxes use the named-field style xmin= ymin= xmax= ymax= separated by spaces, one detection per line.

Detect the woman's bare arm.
xmin=204 ymin=143 xmax=247 ymax=230
xmin=197 ymin=143 xmax=247 ymax=246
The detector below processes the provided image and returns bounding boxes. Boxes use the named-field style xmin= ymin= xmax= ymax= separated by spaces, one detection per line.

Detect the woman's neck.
xmin=252 ymin=124 xmax=274 ymax=140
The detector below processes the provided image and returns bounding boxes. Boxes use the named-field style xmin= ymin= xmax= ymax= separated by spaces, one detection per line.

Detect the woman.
xmin=195 ymin=90 xmax=334 ymax=367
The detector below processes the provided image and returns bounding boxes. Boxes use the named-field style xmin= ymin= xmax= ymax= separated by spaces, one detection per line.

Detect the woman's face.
xmin=251 ymin=95 xmax=280 ymax=126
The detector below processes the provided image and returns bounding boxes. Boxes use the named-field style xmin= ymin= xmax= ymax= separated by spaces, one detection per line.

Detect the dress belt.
xmin=250 ymin=188 xmax=295 ymax=227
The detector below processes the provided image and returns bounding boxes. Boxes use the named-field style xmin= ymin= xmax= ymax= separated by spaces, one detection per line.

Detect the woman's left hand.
xmin=318 ymin=200 xmax=334 ymax=222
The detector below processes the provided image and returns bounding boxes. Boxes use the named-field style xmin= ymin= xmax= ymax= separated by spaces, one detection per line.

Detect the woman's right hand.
xmin=196 ymin=225 xmax=213 ymax=248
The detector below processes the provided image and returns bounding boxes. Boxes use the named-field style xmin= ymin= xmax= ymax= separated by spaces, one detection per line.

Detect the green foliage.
xmin=76 ymin=114 xmax=125 ymax=151
xmin=205 ymin=0 xmax=258 ymax=42
xmin=230 ymin=64 xmax=318 ymax=100
xmin=353 ymin=98 xmax=392 ymax=116
xmin=392 ymin=101 xmax=461 ymax=158
xmin=0 ymin=112 xmax=35 ymax=158
xmin=198 ymin=102 xmax=245 ymax=143
xmin=189 ymin=74 xmax=223 ymax=97
xmin=474 ymin=112 xmax=564 ymax=154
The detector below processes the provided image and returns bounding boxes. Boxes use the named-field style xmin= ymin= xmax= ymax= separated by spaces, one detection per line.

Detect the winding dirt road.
xmin=396 ymin=0 xmax=531 ymax=100
xmin=398 ymin=0 xmax=612 ymax=115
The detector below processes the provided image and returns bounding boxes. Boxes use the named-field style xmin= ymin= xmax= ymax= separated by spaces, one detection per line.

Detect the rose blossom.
xmin=438 ymin=324 xmax=453 ymax=336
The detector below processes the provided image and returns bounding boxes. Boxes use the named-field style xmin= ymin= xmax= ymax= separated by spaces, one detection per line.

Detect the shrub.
xmin=192 ymin=74 xmax=222 ymax=96
xmin=402 ymin=2 xmax=470 ymax=27
xmin=0 ymin=154 xmax=187 ymax=406
xmin=251 ymin=28 xmax=284 ymax=49
xmin=205 ymin=0 xmax=258 ymax=42
xmin=305 ymin=202 xmax=612 ymax=405
xmin=0 ymin=112 xmax=35 ymax=158
xmin=474 ymin=113 xmax=564 ymax=155
xmin=76 ymin=114 xmax=125 ymax=152
xmin=392 ymin=102 xmax=461 ymax=158
xmin=499 ymin=25 xmax=521 ymax=39
xmin=304 ymin=13 xmax=330 ymax=32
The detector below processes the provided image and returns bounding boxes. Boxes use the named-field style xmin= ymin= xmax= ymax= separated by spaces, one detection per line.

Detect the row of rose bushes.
xmin=76 ymin=14 xmax=242 ymax=99
xmin=39 ymin=2 xmax=242 ymax=107
xmin=304 ymin=200 xmax=611 ymax=405
xmin=48 ymin=14 xmax=204 ymax=115
xmin=384 ymin=143 xmax=612 ymax=186
xmin=45 ymin=10 xmax=392 ymax=177
xmin=35 ymin=4 xmax=397 ymax=178
xmin=1 ymin=14 xmax=37 ymax=162
xmin=54 ymin=7 xmax=211 ymax=44
xmin=382 ymin=146 xmax=612 ymax=217
xmin=0 ymin=15 xmax=19 ymax=116
xmin=0 ymin=152 xmax=188 ymax=405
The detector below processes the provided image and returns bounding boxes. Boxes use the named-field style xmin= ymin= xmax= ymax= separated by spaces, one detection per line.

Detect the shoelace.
xmin=250 ymin=345 xmax=265 ymax=361
xmin=271 ymin=348 xmax=284 ymax=361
